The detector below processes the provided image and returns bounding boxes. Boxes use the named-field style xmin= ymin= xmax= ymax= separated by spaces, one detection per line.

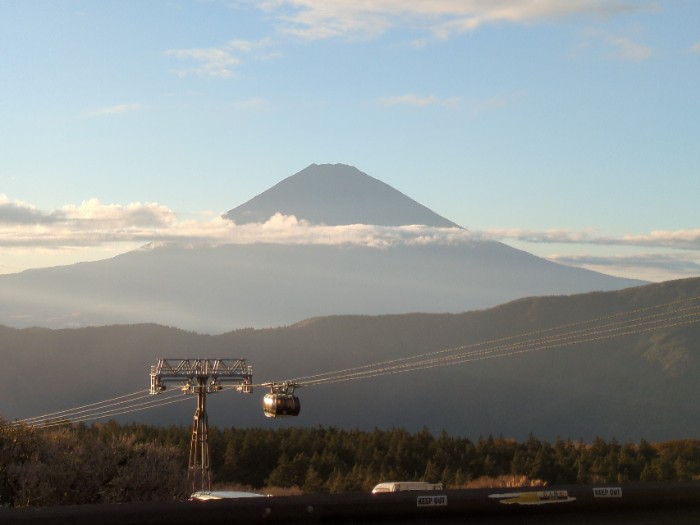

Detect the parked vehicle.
xmin=190 ymin=491 xmax=266 ymax=500
xmin=371 ymin=482 xmax=443 ymax=493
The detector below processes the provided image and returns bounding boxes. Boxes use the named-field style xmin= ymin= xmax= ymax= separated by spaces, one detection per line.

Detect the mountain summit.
xmin=224 ymin=163 xmax=460 ymax=227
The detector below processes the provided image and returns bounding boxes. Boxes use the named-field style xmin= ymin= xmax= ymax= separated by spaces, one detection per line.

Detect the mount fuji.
xmin=0 ymin=164 xmax=643 ymax=333
xmin=225 ymin=163 xmax=459 ymax=227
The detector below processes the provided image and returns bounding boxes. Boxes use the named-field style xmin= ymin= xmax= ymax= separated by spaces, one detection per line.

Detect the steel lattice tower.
xmin=150 ymin=359 xmax=252 ymax=493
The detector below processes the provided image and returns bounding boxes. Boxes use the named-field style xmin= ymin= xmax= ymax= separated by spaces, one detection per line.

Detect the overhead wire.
xmin=312 ymin=311 xmax=700 ymax=385
xmin=14 ymin=383 xmax=246 ymax=430
xmin=304 ymin=308 xmax=700 ymax=385
xmin=285 ymin=296 xmax=700 ymax=387
xmin=11 ymin=390 xmax=151 ymax=426
xmin=34 ymin=392 xmax=195 ymax=430
xmin=288 ymin=295 xmax=700 ymax=386
xmin=13 ymin=388 xmax=190 ymax=430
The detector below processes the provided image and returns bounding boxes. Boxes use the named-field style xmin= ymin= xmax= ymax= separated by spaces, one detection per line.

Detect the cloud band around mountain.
xmin=0 ymin=195 xmax=698 ymax=281
xmin=5 ymin=196 xmax=698 ymax=251
xmin=484 ymin=227 xmax=700 ymax=251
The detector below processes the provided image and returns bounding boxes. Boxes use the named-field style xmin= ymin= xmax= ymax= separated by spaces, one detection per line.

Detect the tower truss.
xmin=149 ymin=358 xmax=253 ymax=492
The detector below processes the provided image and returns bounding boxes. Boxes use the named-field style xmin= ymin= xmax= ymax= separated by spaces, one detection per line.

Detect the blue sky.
xmin=1 ymin=0 xmax=699 ymax=281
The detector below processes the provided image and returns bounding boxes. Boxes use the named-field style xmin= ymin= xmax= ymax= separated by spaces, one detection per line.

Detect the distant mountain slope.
xmin=0 ymin=242 xmax=643 ymax=332
xmin=0 ymin=163 xmax=644 ymax=331
xmin=224 ymin=163 xmax=460 ymax=227
xmin=1 ymin=278 xmax=699 ymax=442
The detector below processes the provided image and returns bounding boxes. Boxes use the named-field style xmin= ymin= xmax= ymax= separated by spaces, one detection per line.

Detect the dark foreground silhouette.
xmin=3 ymin=482 xmax=700 ymax=525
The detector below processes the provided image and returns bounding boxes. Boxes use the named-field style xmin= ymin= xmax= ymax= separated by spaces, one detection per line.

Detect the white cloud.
xmin=1 ymin=195 xmax=698 ymax=283
xmin=551 ymin=253 xmax=700 ymax=273
xmin=165 ymin=38 xmax=276 ymax=78
xmin=605 ymin=34 xmax=654 ymax=62
xmin=378 ymin=93 xmax=460 ymax=108
xmin=59 ymin=199 xmax=177 ymax=229
xmin=691 ymin=41 xmax=700 ymax=53
xmin=166 ymin=47 xmax=241 ymax=78
xmin=0 ymin=197 xmax=475 ymax=251
xmin=0 ymin=194 xmax=52 ymax=224
xmin=227 ymin=38 xmax=275 ymax=52
xmin=257 ymin=0 xmax=647 ymax=41
xmin=0 ymin=196 xmax=476 ymax=273
xmin=230 ymin=97 xmax=271 ymax=111
xmin=222 ymin=213 xmax=475 ymax=248
xmin=622 ymin=229 xmax=700 ymax=250
xmin=5 ymin=195 xmax=700 ymax=257
xmin=479 ymin=227 xmax=700 ymax=250
xmin=548 ymin=253 xmax=700 ymax=283
xmin=4 ymin=196 xmax=700 ymax=254
xmin=0 ymin=197 xmax=177 ymax=248
xmin=577 ymin=28 xmax=654 ymax=62
xmin=475 ymin=227 xmax=700 ymax=282
xmin=85 ymin=104 xmax=141 ymax=117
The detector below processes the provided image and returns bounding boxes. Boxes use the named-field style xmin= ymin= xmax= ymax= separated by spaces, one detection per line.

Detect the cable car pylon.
xmin=149 ymin=359 xmax=253 ymax=493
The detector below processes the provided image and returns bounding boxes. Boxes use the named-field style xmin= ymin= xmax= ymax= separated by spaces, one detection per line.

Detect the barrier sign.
xmin=417 ymin=495 xmax=448 ymax=507
xmin=593 ymin=487 xmax=623 ymax=498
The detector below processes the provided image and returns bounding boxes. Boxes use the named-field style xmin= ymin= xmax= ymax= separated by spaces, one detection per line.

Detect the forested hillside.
xmin=3 ymin=422 xmax=700 ymax=508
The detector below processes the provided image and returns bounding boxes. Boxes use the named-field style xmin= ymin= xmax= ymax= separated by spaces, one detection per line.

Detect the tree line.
xmin=2 ymin=420 xmax=700 ymax=508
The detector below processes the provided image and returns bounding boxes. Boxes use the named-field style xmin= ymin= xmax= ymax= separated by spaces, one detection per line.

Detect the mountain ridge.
xmin=2 ymin=277 xmax=698 ymax=441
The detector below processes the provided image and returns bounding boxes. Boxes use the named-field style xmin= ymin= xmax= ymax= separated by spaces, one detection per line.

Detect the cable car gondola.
xmin=262 ymin=382 xmax=301 ymax=418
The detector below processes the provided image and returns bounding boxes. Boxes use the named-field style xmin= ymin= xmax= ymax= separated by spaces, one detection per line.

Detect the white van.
xmin=371 ymin=482 xmax=444 ymax=493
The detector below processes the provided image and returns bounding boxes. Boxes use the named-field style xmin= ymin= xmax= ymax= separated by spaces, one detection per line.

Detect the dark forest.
xmin=2 ymin=421 xmax=700 ymax=508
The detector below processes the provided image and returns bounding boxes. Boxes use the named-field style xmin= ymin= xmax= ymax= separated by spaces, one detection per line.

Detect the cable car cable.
xmin=303 ymin=310 xmax=700 ymax=385
xmin=10 ymin=390 xmax=151 ymax=426
xmin=33 ymin=392 xmax=195 ymax=430
xmin=303 ymin=313 xmax=700 ymax=385
xmin=289 ymin=304 xmax=700 ymax=387
xmin=14 ymin=390 xmax=186 ymax=429
xmin=285 ymin=297 xmax=700 ymax=386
